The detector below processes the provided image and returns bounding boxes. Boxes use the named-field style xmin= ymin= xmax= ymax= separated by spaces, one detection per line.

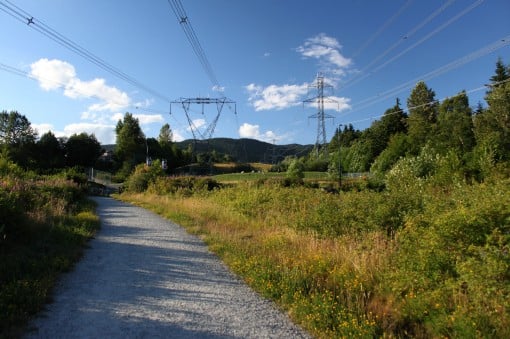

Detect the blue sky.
xmin=1 ymin=0 xmax=509 ymax=145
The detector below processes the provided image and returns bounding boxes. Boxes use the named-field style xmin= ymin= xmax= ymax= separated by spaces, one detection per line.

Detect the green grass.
xmin=0 ymin=178 xmax=100 ymax=338
xmin=213 ymin=171 xmax=331 ymax=183
xmin=119 ymin=171 xmax=510 ymax=338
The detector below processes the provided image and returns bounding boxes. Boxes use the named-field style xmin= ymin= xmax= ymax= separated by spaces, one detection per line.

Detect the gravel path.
xmin=25 ymin=197 xmax=309 ymax=338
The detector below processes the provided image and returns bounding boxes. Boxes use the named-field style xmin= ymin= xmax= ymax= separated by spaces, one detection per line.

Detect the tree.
xmin=473 ymin=59 xmax=510 ymax=163
xmin=477 ymin=81 xmax=510 ymax=161
xmin=158 ymin=123 xmax=173 ymax=145
xmin=36 ymin=131 xmax=65 ymax=170
xmin=115 ymin=113 xmax=146 ymax=169
xmin=486 ymin=57 xmax=509 ymax=95
xmin=371 ymin=133 xmax=410 ymax=174
xmin=0 ymin=110 xmax=37 ymax=167
xmin=407 ymin=81 xmax=438 ymax=154
xmin=65 ymin=133 xmax=102 ymax=167
xmin=434 ymin=91 xmax=475 ymax=155
xmin=286 ymin=158 xmax=305 ymax=181
xmin=368 ymin=98 xmax=408 ymax=159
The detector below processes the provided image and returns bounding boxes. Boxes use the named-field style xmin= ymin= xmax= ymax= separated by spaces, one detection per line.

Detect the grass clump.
xmin=119 ymin=161 xmax=509 ymax=337
xmin=0 ymin=161 xmax=99 ymax=338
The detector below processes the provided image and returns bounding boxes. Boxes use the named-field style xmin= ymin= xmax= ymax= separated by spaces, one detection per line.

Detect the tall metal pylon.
xmin=303 ymin=73 xmax=339 ymax=157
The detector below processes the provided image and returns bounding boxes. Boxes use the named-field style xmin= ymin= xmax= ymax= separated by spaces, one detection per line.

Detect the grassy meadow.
xmin=0 ymin=160 xmax=100 ymax=338
xmin=119 ymin=168 xmax=509 ymax=338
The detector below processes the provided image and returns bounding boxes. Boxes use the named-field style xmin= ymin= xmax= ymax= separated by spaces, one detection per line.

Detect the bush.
xmin=124 ymin=161 xmax=165 ymax=193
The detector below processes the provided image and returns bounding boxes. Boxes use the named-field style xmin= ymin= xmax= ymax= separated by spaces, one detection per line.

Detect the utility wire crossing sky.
xmin=1 ymin=0 xmax=509 ymax=145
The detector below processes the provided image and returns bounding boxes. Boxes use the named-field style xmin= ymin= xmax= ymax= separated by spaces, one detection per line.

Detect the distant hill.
xmin=101 ymin=138 xmax=314 ymax=164
xmin=176 ymin=138 xmax=313 ymax=163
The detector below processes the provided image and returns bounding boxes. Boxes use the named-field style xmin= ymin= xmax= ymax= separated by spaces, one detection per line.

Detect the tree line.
xmin=0 ymin=110 xmax=191 ymax=180
xmin=322 ymin=57 xmax=510 ymax=181
xmin=1 ymin=58 xmax=508 ymax=181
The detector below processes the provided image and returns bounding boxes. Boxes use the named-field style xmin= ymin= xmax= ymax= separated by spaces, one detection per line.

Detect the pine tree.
xmin=407 ymin=81 xmax=438 ymax=154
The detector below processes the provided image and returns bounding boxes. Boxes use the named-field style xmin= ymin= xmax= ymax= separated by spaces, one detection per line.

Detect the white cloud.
xmin=212 ymin=85 xmax=225 ymax=92
xmin=186 ymin=118 xmax=206 ymax=132
xmin=64 ymin=123 xmax=116 ymax=144
xmin=245 ymin=82 xmax=308 ymax=111
xmin=30 ymin=58 xmax=131 ymax=113
xmin=30 ymin=58 xmax=76 ymax=90
xmin=263 ymin=52 xmax=271 ymax=57
xmin=32 ymin=123 xmax=64 ymax=138
xmin=133 ymin=114 xmax=164 ymax=125
xmin=109 ymin=112 xmax=164 ymax=126
xmin=238 ymin=122 xmax=286 ymax=143
xmin=296 ymin=33 xmax=351 ymax=75
xmin=305 ymin=95 xmax=351 ymax=112
xmin=172 ymin=129 xmax=185 ymax=142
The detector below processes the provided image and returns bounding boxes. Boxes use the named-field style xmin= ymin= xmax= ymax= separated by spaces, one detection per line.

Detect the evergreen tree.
xmin=115 ymin=113 xmax=146 ymax=170
xmin=474 ymin=59 xmax=510 ymax=162
xmin=489 ymin=57 xmax=509 ymax=87
xmin=407 ymin=81 xmax=438 ymax=154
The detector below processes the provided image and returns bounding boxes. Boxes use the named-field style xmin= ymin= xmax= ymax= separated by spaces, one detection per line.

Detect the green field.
xmin=213 ymin=171 xmax=331 ymax=183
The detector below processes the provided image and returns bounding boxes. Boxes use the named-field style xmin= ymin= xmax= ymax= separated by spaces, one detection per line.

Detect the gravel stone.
xmin=24 ymin=197 xmax=310 ymax=339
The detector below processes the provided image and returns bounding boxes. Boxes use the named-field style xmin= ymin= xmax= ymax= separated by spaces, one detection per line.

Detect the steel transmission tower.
xmin=303 ymin=74 xmax=339 ymax=156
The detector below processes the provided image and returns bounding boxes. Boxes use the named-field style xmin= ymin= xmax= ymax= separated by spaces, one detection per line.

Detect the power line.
xmin=345 ymin=34 xmax=510 ymax=116
xmin=351 ymin=0 xmax=414 ymax=59
xmin=342 ymin=0 xmax=482 ymax=91
xmin=343 ymin=78 xmax=510 ymax=126
xmin=166 ymin=0 xmax=221 ymax=90
xmin=0 ymin=61 xmax=174 ymax=118
xmin=0 ymin=0 xmax=171 ymax=102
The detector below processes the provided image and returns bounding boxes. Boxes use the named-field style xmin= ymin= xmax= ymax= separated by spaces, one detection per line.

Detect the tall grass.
xmin=120 ymin=170 xmax=509 ymax=338
xmin=0 ymin=163 xmax=99 ymax=338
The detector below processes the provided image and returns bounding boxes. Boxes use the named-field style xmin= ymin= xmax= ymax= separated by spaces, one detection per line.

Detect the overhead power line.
xmin=343 ymin=78 xmax=510 ymax=126
xmin=166 ymin=0 xmax=221 ymax=90
xmin=346 ymin=34 xmax=510 ymax=115
xmin=0 ymin=0 xmax=171 ymax=103
xmin=342 ymin=0 xmax=484 ymax=91
xmin=351 ymin=0 xmax=414 ymax=59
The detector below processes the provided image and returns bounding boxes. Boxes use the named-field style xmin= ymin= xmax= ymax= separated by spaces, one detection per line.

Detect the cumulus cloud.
xmin=245 ymin=83 xmax=308 ymax=111
xmin=305 ymin=95 xmax=351 ymax=112
xmin=64 ymin=123 xmax=117 ymax=144
xmin=245 ymin=34 xmax=353 ymax=112
xmin=296 ymin=33 xmax=351 ymax=74
xmin=238 ymin=122 xmax=286 ymax=142
xmin=32 ymin=123 xmax=61 ymax=138
xmin=30 ymin=58 xmax=131 ymax=113
xmin=186 ymin=118 xmax=206 ymax=132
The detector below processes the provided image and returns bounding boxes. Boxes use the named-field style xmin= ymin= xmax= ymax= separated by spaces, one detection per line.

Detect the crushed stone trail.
xmin=25 ymin=197 xmax=309 ymax=339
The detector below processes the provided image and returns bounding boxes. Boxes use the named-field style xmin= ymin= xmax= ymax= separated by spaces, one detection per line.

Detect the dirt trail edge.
xmin=25 ymin=197 xmax=310 ymax=339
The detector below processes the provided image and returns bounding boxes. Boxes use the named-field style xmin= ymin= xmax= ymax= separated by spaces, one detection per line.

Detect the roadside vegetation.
xmin=0 ymin=158 xmax=99 ymax=338
xmin=118 ymin=60 xmax=510 ymax=337
xmin=1 ymin=58 xmax=508 ymax=338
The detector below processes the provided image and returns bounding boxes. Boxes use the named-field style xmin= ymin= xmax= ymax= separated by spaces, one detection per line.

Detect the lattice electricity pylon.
xmin=170 ymin=97 xmax=236 ymax=141
xmin=303 ymin=74 xmax=339 ymax=157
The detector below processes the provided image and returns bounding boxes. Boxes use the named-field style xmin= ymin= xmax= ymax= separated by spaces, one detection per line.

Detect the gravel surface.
xmin=25 ymin=197 xmax=310 ymax=339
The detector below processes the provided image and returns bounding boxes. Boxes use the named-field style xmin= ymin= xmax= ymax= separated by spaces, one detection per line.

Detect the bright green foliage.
xmin=371 ymin=132 xmax=410 ymax=175
xmin=434 ymin=92 xmax=475 ymax=155
xmin=115 ymin=112 xmax=146 ymax=171
xmin=475 ymin=81 xmax=510 ymax=162
xmin=124 ymin=160 xmax=165 ymax=193
xmin=286 ymin=158 xmax=305 ymax=182
xmin=406 ymin=81 xmax=438 ymax=154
